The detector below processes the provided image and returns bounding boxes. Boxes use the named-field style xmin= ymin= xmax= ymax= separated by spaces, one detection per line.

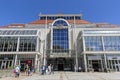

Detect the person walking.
xmin=74 ymin=65 xmax=77 ymax=72
xmin=15 ymin=65 xmax=20 ymax=77
xmin=28 ymin=68 xmax=31 ymax=76
xmin=78 ymin=66 xmax=81 ymax=72
xmin=41 ymin=65 xmax=46 ymax=75
xmin=24 ymin=64 xmax=29 ymax=76
xmin=48 ymin=64 xmax=52 ymax=74
xmin=51 ymin=64 xmax=54 ymax=74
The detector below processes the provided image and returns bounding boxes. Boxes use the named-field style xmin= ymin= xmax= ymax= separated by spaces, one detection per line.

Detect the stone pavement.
xmin=1 ymin=71 xmax=120 ymax=80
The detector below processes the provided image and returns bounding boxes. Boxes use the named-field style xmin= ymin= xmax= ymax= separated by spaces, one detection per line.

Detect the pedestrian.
xmin=28 ymin=68 xmax=31 ymax=76
xmin=32 ymin=66 xmax=35 ymax=73
xmin=13 ymin=68 xmax=16 ymax=77
xmin=24 ymin=64 xmax=28 ymax=76
xmin=51 ymin=64 xmax=54 ymax=74
xmin=41 ymin=65 xmax=46 ymax=75
xmin=48 ymin=64 xmax=52 ymax=74
xmin=15 ymin=65 xmax=20 ymax=77
xmin=74 ymin=65 xmax=77 ymax=72
xmin=78 ymin=66 xmax=81 ymax=72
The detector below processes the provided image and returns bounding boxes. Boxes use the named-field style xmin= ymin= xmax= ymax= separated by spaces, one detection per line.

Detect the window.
xmin=84 ymin=36 xmax=103 ymax=51
xmin=0 ymin=37 xmax=17 ymax=52
xmin=19 ymin=37 xmax=37 ymax=52
xmin=53 ymin=29 xmax=69 ymax=53
xmin=103 ymin=36 xmax=120 ymax=51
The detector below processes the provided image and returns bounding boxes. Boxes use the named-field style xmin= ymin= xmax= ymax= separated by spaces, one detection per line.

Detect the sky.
xmin=0 ymin=0 xmax=120 ymax=26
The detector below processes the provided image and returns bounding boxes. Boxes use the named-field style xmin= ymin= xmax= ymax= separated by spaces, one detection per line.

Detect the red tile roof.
xmin=0 ymin=24 xmax=25 ymax=28
xmin=8 ymin=24 xmax=25 ymax=27
xmin=96 ymin=23 xmax=119 ymax=28
xmin=29 ymin=20 xmax=91 ymax=24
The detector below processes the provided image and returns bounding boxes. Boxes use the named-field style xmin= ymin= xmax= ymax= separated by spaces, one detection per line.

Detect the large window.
xmin=19 ymin=37 xmax=37 ymax=52
xmin=84 ymin=36 xmax=103 ymax=51
xmin=0 ymin=37 xmax=17 ymax=52
xmin=53 ymin=29 xmax=69 ymax=52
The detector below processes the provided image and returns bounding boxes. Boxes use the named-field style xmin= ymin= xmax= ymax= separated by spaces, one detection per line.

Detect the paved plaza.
xmin=0 ymin=71 xmax=120 ymax=80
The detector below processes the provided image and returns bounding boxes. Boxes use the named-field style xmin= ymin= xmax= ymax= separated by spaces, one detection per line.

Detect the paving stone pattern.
xmin=0 ymin=71 xmax=120 ymax=80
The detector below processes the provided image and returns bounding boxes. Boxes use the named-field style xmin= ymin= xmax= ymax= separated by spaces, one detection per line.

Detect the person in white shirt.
xmin=48 ymin=64 xmax=52 ymax=74
xmin=15 ymin=66 xmax=20 ymax=77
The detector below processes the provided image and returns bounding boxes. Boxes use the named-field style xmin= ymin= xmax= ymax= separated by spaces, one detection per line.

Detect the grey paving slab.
xmin=1 ymin=72 xmax=120 ymax=80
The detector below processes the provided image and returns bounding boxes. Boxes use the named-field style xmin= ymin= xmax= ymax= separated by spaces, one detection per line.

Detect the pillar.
xmin=84 ymin=54 xmax=87 ymax=72
xmin=14 ymin=54 xmax=18 ymax=67
xmin=104 ymin=54 xmax=107 ymax=71
xmin=35 ymin=54 xmax=38 ymax=72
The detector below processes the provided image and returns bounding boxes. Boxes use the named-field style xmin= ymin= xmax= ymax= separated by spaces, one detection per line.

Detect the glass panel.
xmin=53 ymin=29 xmax=69 ymax=53
xmin=84 ymin=36 xmax=103 ymax=51
xmin=103 ymin=36 xmax=120 ymax=51
xmin=0 ymin=37 xmax=17 ymax=52
xmin=19 ymin=37 xmax=37 ymax=52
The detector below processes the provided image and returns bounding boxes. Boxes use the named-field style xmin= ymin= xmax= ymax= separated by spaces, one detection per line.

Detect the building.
xmin=0 ymin=14 xmax=120 ymax=72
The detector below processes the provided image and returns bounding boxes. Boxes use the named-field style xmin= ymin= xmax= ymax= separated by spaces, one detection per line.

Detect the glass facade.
xmin=19 ymin=37 xmax=37 ymax=52
xmin=0 ymin=37 xmax=17 ymax=52
xmin=103 ymin=36 xmax=120 ymax=51
xmin=0 ymin=36 xmax=37 ymax=52
xmin=53 ymin=29 xmax=69 ymax=52
xmin=84 ymin=36 xmax=103 ymax=51
xmin=84 ymin=36 xmax=120 ymax=51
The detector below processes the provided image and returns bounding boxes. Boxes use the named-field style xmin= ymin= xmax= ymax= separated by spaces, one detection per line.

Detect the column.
xmin=101 ymin=59 xmax=104 ymax=71
xmin=15 ymin=37 xmax=19 ymax=67
xmin=82 ymin=34 xmax=87 ymax=72
xmin=84 ymin=54 xmax=87 ymax=72
xmin=17 ymin=37 xmax=20 ymax=51
xmin=12 ymin=60 xmax=14 ymax=68
xmin=111 ymin=60 xmax=113 ymax=70
xmin=36 ymin=37 xmax=39 ymax=52
xmin=1 ymin=61 xmax=3 ymax=69
xmin=35 ymin=54 xmax=38 ymax=72
xmin=103 ymin=54 xmax=107 ymax=72
xmin=37 ymin=56 xmax=40 ymax=72
xmin=43 ymin=40 xmax=46 ymax=66
xmin=102 ymin=36 xmax=108 ymax=71
xmin=117 ymin=60 xmax=120 ymax=71
xmin=14 ymin=54 xmax=18 ymax=66
xmin=7 ymin=61 xmax=10 ymax=69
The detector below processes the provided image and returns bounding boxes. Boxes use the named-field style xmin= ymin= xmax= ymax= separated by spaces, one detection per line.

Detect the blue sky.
xmin=0 ymin=0 xmax=120 ymax=26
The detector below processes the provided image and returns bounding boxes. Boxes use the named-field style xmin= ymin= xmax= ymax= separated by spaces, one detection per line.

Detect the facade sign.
xmin=88 ymin=56 xmax=102 ymax=60
xmin=107 ymin=56 xmax=120 ymax=60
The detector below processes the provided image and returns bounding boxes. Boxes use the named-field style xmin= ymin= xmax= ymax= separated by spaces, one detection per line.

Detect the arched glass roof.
xmin=53 ymin=19 xmax=69 ymax=26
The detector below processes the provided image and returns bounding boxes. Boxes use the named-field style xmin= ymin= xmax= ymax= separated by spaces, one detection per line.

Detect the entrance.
xmin=92 ymin=60 xmax=100 ymax=71
xmin=20 ymin=60 xmax=33 ymax=71
xmin=58 ymin=64 xmax=64 ymax=71
xmin=88 ymin=60 xmax=103 ymax=72
xmin=47 ymin=58 xmax=73 ymax=71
